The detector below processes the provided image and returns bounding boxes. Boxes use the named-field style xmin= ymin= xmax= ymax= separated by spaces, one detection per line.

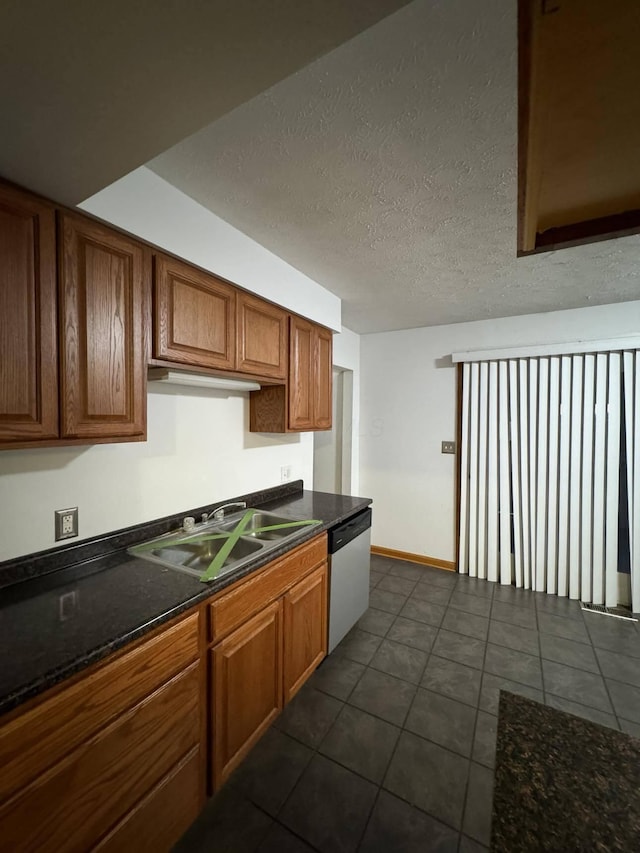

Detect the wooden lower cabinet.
xmin=283 ymin=564 xmax=328 ymax=703
xmin=0 ymin=537 xmax=329 ymax=850
xmin=212 ymin=599 xmax=283 ymax=789
xmin=210 ymin=542 xmax=329 ymax=792
xmin=93 ymin=747 xmax=201 ymax=853
xmin=0 ymin=611 xmax=203 ymax=853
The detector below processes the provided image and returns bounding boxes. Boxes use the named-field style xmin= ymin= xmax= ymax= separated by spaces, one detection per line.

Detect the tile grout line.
xmin=359 ymin=601 xmax=636 ymax=691
xmin=587 ymin=622 xmax=623 ymax=730
xmin=460 ymin=601 xmax=494 ymax=845
xmin=533 ymin=595 xmax=546 ymax=707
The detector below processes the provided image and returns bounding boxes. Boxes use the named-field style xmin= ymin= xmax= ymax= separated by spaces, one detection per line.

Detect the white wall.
xmin=332 ymin=327 xmax=361 ymax=494
xmin=80 ymin=167 xmax=342 ymax=331
xmin=360 ymin=299 xmax=640 ymax=563
xmin=0 ymin=388 xmax=312 ymax=561
xmin=314 ymin=369 xmax=343 ymax=493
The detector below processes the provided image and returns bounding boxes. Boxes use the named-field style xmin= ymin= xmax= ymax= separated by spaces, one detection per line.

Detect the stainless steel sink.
xmin=128 ymin=508 xmax=321 ymax=582
xmin=217 ymin=511 xmax=296 ymax=541
xmin=143 ymin=537 xmax=263 ymax=572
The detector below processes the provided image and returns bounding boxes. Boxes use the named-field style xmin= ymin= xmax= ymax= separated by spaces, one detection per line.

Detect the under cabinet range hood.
xmin=147 ymin=368 xmax=261 ymax=394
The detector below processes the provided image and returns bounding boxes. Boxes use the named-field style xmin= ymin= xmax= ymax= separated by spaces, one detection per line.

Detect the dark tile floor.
xmin=174 ymin=555 xmax=640 ymax=853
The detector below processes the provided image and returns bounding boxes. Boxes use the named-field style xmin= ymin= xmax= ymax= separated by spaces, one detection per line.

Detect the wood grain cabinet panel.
xmin=154 ymin=254 xmax=236 ymax=370
xmin=314 ymin=325 xmax=333 ymax=430
xmin=518 ymin=0 xmax=640 ymax=252
xmin=0 ymin=613 xmax=199 ymax=804
xmin=93 ymin=747 xmax=201 ymax=853
xmin=236 ymin=291 xmax=287 ymax=379
xmin=289 ymin=316 xmax=315 ymax=430
xmin=59 ymin=213 xmax=149 ymax=439
xmin=0 ymin=611 xmax=202 ymax=852
xmin=208 ymin=535 xmax=328 ymax=792
xmin=0 ymin=664 xmax=200 ymax=853
xmin=283 ymin=563 xmax=328 ymax=703
xmin=211 ymin=600 xmax=283 ymax=789
xmin=0 ymin=184 xmax=58 ymax=443
xmin=208 ymin=534 xmax=328 ymax=644
xmin=249 ymin=315 xmax=332 ymax=433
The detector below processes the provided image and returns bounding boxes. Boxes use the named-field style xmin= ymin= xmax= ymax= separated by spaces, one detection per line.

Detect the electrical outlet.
xmin=55 ymin=507 xmax=78 ymax=541
xmin=280 ymin=465 xmax=292 ymax=483
xmin=441 ymin=441 xmax=456 ymax=455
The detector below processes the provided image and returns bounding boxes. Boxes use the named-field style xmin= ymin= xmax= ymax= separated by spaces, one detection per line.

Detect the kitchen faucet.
xmin=207 ymin=501 xmax=248 ymax=522
xmin=182 ymin=501 xmax=248 ymax=532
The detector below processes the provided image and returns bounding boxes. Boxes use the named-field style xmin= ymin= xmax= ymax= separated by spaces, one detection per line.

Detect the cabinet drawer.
xmin=93 ymin=747 xmax=201 ymax=853
xmin=0 ymin=612 xmax=199 ymax=803
xmin=0 ymin=664 xmax=200 ymax=853
xmin=209 ymin=534 xmax=327 ymax=644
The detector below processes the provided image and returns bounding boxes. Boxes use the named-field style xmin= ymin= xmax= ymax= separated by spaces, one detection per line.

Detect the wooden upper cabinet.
xmin=154 ymin=254 xmax=236 ymax=371
xmin=519 ymin=0 xmax=640 ymax=253
xmin=289 ymin=316 xmax=315 ymax=430
xmin=0 ymin=184 xmax=58 ymax=443
xmin=314 ymin=326 xmax=332 ymax=430
xmin=289 ymin=317 xmax=332 ymax=432
xmin=250 ymin=315 xmax=333 ymax=433
xmin=236 ymin=291 xmax=287 ymax=379
xmin=59 ymin=214 xmax=149 ymax=440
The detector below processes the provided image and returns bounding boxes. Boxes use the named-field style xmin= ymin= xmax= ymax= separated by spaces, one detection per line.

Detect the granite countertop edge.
xmin=0 ymin=485 xmax=371 ymax=716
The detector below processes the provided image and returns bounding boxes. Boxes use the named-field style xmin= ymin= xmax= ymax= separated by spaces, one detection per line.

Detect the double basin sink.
xmin=128 ymin=509 xmax=321 ymax=583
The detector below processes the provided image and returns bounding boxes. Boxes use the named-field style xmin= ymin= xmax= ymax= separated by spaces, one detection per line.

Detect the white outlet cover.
xmin=55 ymin=507 xmax=78 ymax=541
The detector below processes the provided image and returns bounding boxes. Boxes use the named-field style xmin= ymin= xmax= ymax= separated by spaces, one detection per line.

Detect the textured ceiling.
xmin=150 ymin=0 xmax=640 ymax=333
xmin=0 ymin=0 xmax=408 ymax=204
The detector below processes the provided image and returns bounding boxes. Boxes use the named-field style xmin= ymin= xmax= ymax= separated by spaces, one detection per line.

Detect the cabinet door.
xmin=313 ymin=326 xmax=333 ymax=430
xmin=0 ymin=665 xmax=200 ymax=853
xmin=283 ymin=563 xmax=328 ymax=703
xmin=59 ymin=214 xmax=149 ymax=439
xmin=211 ymin=600 xmax=282 ymax=790
xmin=288 ymin=316 xmax=314 ymax=430
xmin=236 ymin=291 xmax=287 ymax=379
xmin=154 ymin=254 xmax=236 ymax=370
xmin=0 ymin=184 xmax=58 ymax=443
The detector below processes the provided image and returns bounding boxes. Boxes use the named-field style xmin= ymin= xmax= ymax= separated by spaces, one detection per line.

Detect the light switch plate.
xmin=55 ymin=507 xmax=78 ymax=540
xmin=441 ymin=441 xmax=456 ymax=455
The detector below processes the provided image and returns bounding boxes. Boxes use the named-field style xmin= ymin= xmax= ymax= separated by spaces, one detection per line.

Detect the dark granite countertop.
xmin=491 ymin=691 xmax=640 ymax=852
xmin=0 ymin=482 xmax=371 ymax=716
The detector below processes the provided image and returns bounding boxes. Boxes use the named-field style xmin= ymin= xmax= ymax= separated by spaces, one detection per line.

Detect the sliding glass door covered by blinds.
xmin=458 ymin=351 xmax=640 ymax=611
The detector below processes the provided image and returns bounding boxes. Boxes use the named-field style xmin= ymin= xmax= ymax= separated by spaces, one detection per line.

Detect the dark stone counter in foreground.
xmin=492 ymin=691 xmax=640 ymax=852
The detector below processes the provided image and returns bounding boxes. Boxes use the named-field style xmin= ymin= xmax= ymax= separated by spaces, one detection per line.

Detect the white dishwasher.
xmin=327 ymin=507 xmax=372 ymax=653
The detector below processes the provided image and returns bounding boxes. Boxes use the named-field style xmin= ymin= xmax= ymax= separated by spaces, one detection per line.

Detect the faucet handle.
xmin=182 ymin=516 xmax=196 ymax=532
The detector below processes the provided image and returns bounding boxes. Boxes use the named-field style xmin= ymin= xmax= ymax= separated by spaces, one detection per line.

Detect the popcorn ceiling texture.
xmin=150 ymin=0 xmax=640 ymax=334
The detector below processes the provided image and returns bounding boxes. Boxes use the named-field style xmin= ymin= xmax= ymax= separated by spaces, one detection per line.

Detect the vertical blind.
xmin=458 ymin=350 xmax=640 ymax=611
